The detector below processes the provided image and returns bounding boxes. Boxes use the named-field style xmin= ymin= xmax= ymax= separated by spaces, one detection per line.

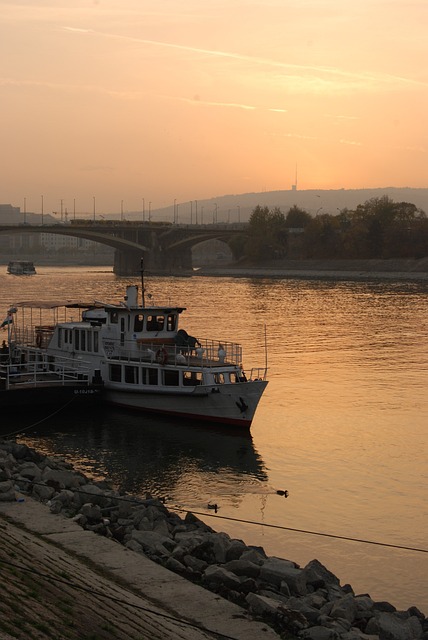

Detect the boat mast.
xmin=140 ymin=257 xmax=145 ymax=307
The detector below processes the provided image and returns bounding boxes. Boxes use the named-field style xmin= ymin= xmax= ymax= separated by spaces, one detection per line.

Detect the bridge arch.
xmin=0 ymin=223 xmax=246 ymax=275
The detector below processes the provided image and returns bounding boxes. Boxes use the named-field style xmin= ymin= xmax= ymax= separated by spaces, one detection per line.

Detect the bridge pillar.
xmin=113 ymin=245 xmax=193 ymax=275
xmin=113 ymin=249 xmax=145 ymax=276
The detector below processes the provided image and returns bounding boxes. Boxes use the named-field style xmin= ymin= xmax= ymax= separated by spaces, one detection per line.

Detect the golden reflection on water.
xmin=3 ymin=266 xmax=427 ymax=612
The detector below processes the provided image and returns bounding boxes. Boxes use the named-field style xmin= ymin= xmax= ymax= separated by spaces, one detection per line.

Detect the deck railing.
xmin=0 ymin=349 xmax=92 ymax=390
xmin=114 ymin=337 xmax=243 ymax=368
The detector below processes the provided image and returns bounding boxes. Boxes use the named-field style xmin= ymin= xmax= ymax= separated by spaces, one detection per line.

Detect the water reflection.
xmin=16 ymin=406 xmax=268 ymax=507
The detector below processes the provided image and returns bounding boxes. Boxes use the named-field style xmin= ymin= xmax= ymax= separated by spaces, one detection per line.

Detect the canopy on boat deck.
xmin=12 ymin=300 xmax=112 ymax=310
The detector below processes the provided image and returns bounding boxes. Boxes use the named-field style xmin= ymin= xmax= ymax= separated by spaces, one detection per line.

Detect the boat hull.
xmin=103 ymin=380 xmax=268 ymax=428
xmin=0 ymin=384 xmax=103 ymax=411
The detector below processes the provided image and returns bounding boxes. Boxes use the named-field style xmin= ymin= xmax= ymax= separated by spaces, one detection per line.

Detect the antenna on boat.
xmin=264 ymin=324 xmax=268 ymax=376
xmin=140 ymin=257 xmax=145 ymax=307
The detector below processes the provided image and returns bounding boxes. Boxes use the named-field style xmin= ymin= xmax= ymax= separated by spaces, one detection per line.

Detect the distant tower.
xmin=291 ymin=164 xmax=298 ymax=191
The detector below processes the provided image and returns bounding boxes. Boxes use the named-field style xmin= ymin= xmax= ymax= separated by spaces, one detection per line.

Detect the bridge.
xmin=0 ymin=221 xmax=247 ymax=275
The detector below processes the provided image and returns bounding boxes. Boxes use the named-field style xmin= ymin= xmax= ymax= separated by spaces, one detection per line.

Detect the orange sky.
xmin=1 ymin=0 xmax=427 ymax=215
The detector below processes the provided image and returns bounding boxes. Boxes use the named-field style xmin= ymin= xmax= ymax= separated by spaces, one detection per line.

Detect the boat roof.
xmin=12 ymin=300 xmax=186 ymax=312
xmin=13 ymin=300 xmax=106 ymax=310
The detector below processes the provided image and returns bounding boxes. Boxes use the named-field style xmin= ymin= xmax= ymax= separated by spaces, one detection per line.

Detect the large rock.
xmin=260 ymin=557 xmax=307 ymax=595
xmin=42 ymin=468 xmax=85 ymax=490
xmin=130 ymin=530 xmax=175 ymax=556
xmin=203 ymin=565 xmax=242 ymax=590
xmin=246 ymin=592 xmax=282 ymax=617
xmin=0 ymin=479 xmax=15 ymax=502
xmin=365 ymin=611 xmax=423 ymax=639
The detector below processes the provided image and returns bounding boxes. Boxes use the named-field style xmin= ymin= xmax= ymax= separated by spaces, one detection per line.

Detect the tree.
xmin=246 ymin=205 xmax=288 ymax=261
xmin=285 ymin=205 xmax=312 ymax=228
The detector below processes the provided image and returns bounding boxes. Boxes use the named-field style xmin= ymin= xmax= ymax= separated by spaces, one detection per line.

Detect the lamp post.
xmin=41 ymin=195 xmax=44 ymax=225
xmin=142 ymin=198 xmax=145 ymax=222
xmin=148 ymin=201 xmax=151 ymax=221
xmin=73 ymin=198 xmax=76 ymax=220
xmin=173 ymin=198 xmax=176 ymax=224
xmin=121 ymin=200 xmax=124 ymax=221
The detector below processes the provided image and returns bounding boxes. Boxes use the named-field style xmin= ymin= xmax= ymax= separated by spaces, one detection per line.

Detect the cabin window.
xmin=93 ymin=332 xmax=99 ymax=353
xmin=86 ymin=331 xmax=92 ymax=352
xmin=74 ymin=330 xmax=80 ymax=351
xmin=167 ymin=314 xmax=176 ymax=331
xmin=80 ymin=330 xmax=86 ymax=351
xmin=183 ymin=371 xmax=203 ymax=386
xmin=146 ymin=315 xmax=164 ymax=331
xmin=213 ymin=373 xmax=225 ymax=384
xmin=163 ymin=369 xmax=179 ymax=386
xmin=125 ymin=365 xmax=138 ymax=384
xmin=109 ymin=364 xmax=122 ymax=382
xmin=58 ymin=328 xmax=62 ymax=348
xmin=110 ymin=311 xmax=118 ymax=324
xmin=142 ymin=367 xmax=158 ymax=385
xmin=134 ymin=314 xmax=144 ymax=332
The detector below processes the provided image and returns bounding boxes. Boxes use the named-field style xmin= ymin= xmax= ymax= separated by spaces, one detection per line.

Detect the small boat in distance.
xmin=4 ymin=270 xmax=268 ymax=428
xmin=7 ymin=261 xmax=36 ymax=275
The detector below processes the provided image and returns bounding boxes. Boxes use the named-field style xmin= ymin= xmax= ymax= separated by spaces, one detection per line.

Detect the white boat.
xmin=7 ymin=261 xmax=36 ymax=275
xmin=5 ymin=280 xmax=268 ymax=428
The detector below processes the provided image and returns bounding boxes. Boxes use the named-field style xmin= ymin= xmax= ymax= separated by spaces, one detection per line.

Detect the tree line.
xmin=230 ymin=197 xmax=428 ymax=262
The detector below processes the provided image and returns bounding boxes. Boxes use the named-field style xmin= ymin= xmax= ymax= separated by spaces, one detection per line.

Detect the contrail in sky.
xmin=62 ymin=27 xmax=426 ymax=88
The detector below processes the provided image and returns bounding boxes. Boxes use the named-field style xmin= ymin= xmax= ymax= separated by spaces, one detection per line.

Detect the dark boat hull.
xmin=0 ymin=383 xmax=103 ymax=411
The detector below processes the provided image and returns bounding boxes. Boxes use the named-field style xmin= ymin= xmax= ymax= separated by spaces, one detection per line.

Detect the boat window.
xmin=134 ymin=314 xmax=144 ymax=332
xmin=213 ymin=373 xmax=225 ymax=384
xmin=146 ymin=315 xmax=165 ymax=331
xmin=109 ymin=364 xmax=122 ymax=382
xmin=142 ymin=367 xmax=158 ymax=385
xmin=167 ymin=314 xmax=176 ymax=331
xmin=163 ymin=369 xmax=179 ymax=386
xmin=125 ymin=365 xmax=139 ymax=384
xmin=74 ymin=330 xmax=80 ymax=351
xmin=110 ymin=311 xmax=118 ymax=324
xmin=80 ymin=330 xmax=86 ymax=351
xmin=87 ymin=331 xmax=92 ymax=352
xmin=58 ymin=328 xmax=62 ymax=348
xmin=183 ymin=371 xmax=203 ymax=386
xmin=229 ymin=372 xmax=238 ymax=383
xmin=94 ymin=332 xmax=99 ymax=352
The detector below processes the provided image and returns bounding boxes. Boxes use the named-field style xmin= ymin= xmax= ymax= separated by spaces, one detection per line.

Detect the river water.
xmin=1 ymin=266 xmax=427 ymax=613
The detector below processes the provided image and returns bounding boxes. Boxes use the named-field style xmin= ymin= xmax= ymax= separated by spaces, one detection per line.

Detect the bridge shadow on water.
xmin=8 ymin=405 xmax=269 ymax=504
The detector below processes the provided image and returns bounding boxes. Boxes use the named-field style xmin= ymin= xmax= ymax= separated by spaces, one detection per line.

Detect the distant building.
xmin=0 ymin=203 xmax=21 ymax=223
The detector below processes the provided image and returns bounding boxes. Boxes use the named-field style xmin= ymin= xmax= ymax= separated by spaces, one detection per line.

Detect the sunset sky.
xmin=1 ymin=0 xmax=427 ymax=215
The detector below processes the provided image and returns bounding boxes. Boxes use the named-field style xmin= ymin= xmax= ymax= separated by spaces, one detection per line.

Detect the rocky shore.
xmin=1 ymin=439 xmax=426 ymax=640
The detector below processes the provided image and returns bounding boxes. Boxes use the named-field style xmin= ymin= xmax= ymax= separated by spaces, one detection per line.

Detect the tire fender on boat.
xmin=155 ymin=348 xmax=168 ymax=365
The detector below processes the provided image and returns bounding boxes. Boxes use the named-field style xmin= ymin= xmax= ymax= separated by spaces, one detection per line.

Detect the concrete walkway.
xmin=0 ymin=496 xmax=280 ymax=640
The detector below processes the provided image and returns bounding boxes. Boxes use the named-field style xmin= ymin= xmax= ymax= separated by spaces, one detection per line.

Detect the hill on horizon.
xmin=123 ymin=187 xmax=428 ymax=224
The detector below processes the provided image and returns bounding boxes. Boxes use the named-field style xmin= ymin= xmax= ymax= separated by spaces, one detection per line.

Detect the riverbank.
xmin=194 ymin=258 xmax=428 ymax=281
xmin=1 ymin=439 xmax=426 ymax=640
